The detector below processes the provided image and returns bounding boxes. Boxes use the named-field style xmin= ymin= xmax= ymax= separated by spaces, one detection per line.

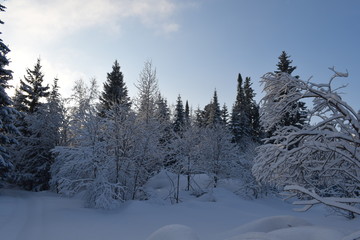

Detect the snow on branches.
xmin=254 ymin=68 xmax=360 ymax=216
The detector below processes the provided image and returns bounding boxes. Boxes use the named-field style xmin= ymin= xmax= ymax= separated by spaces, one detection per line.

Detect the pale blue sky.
xmin=2 ymin=0 xmax=360 ymax=110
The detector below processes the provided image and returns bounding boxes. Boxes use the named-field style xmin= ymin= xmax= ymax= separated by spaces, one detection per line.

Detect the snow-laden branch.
xmin=254 ymin=68 xmax=360 ymax=212
xmin=284 ymin=185 xmax=360 ymax=215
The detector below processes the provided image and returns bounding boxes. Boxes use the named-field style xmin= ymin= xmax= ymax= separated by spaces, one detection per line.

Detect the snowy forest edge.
xmin=0 ymin=4 xmax=359 ymax=218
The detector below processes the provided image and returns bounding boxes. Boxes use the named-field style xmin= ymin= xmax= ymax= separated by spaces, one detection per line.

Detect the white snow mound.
xmin=146 ymin=224 xmax=199 ymax=240
xmin=228 ymin=215 xmax=311 ymax=235
xmin=268 ymin=226 xmax=345 ymax=240
xmin=226 ymin=232 xmax=279 ymax=240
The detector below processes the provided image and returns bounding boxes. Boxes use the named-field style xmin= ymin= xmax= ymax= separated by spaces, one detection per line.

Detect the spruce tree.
xmin=195 ymin=91 xmax=222 ymax=128
xmin=0 ymin=4 xmax=19 ymax=179
xmin=47 ymin=78 xmax=66 ymax=146
xmin=154 ymin=94 xmax=170 ymax=123
xmin=231 ymin=73 xmax=249 ymax=144
xmin=207 ymin=90 xmax=221 ymax=127
xmin=11 ymin=59 xmax=53 ymax=190
xmin=194 ymin=106 xmax=205 ymax=128
xmin=99 ymin=60 xmax=131 ymax=114
xmin=221 ymin=103 xmax=229 ymax=126
xmin=184 ymin=100 xmax=190 ymax=126
xmin=14 ymin=58 xmax=50 ymax=113
xmin=244 ymin=77 xmax=261 ymax=140
xmin=173 ymin=95 xmax=185 ymax=133
xmin=275 ymin=51 xmax=296 ymax=75
xmin=265 ymin=51 xmax=306 ymax=135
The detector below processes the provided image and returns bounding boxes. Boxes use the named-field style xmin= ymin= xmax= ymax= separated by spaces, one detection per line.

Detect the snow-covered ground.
xmin=0 ymin=171 xmax=359 ymax=240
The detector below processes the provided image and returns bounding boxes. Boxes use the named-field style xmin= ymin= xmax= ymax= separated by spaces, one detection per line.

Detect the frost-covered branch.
xmin=254 ymin=68 xmax=360 ymax=212
xmin=284 ymin=185 xmax=360 ymax=216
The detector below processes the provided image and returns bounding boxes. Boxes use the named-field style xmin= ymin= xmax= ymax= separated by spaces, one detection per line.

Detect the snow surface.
xmin=146 ymin=224 xmax=199 ymax=240
xmin=0 ymin=171 xmax=359 ymax=240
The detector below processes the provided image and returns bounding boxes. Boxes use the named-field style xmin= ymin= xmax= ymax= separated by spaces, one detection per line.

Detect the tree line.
xmin=0 ymin=4 xmax=359 ymax=216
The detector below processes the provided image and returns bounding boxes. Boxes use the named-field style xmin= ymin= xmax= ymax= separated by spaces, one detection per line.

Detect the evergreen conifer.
xmin=173 ymin=95 xmax=185 ymax=133
xmin=0 ymin=4 xmax=19 ymax=179
xmin=99 ymin=60 xmax=131 ymax=115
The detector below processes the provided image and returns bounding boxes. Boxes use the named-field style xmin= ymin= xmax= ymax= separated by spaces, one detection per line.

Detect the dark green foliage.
xmin=194 ymin=90 xmax=222 ymax=128
xmin=231 ymin=74 xmax=249 ymax=143
xmin=184 ymin=100 xmax=190 ymax=126
xmin=10 ymin=59 xmax=59 ymax=191
xmin=244 ymin=77 xmax=261 ymax=140
xmin=221 ymin=104 xmax=229 ymax=126
xmin=207 ymin=90 xmax=222 ymax=127
xmin=155 ymin=94 xmax=170 ymax=123
xmin=13 ymin=78 xmax=65 ymax=191
xmin=275 ymin=51 xmax=297 ymax=75
xmin=231 ymin=74 xmax=260 ymax=144
xmin=0 ymin=4 xmax=19 ymax=178
xmin=173 ymin=95 xmax=185 ymax=133
xmin=99 ymin=60 xmax=131 ymax=114
xmin=194 ymin=106 xmax=205 ymax=127
xmin=267 ymin=51 xmax=307 ymax=135
xmin=14 ymin=58 xmax=50 ymax=113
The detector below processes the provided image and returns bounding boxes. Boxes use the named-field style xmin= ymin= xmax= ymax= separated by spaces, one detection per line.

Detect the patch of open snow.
xmin=1 ymin=172 xmax=359 ymax=240
xmin=225 ymin=220 xmax=346 ymax=240
xmin=146 ymin=224 xmax=199 ymax=240
xmin=226 ymin=232 xmax=279 ymax=240
xmin=226 ymin=215 xmax=312 ymax=235
xmin=268 ymin=226 xmax=345 ymax=240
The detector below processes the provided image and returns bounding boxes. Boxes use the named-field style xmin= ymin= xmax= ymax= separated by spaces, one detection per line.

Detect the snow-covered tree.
xmin=47 ymin=78 xmax=67 ymax=146
xmin=243 ymin=77 xmax=261 ymax=141
xmin=13 ymin=58 xmax=49 ymax=113
xmin=275 ymin=51 xmax=297 ymax=75
xmin=198 ymin=125 xmax=238 ymax=187
xmin=221 ymin=103 xmax=229 ymax=126
xmin=135 ymin=60 xmax=158 ymax=123
xmin=194 ymin=91 xmax=222 ymax=128
xmin=205 ymin=90 xmax=222 ymax=127
xmin=0 ymin=4 xmax=19 ymax=181
xmin=98 ymin=60 xmax=131 ymax=115
xmin=155 ymin=93 xmax=170 ymax=124
xmin=51 ymin=79 xmax=127 ymax=208
xmin=184 ymin=100 xmax=190 ymax=127
xmin=263 ymin=51 xmax=306 ymax=135
xmin=52 ymin=115 xmax=125 ymax=209
xmin=173 ymin=95 xmax=185 ymax=133
xmin=168 ymin=125 xmax=202 ymax=192
xmin=11 ymin=59 xmax=54 ymax=190
xmin=130 ymin=61 xmax=165 ymax=199
xmin=231 ymin=74 xmax=251 ymax=145
xmin=253 ymin=68 xmax=360 ymax=216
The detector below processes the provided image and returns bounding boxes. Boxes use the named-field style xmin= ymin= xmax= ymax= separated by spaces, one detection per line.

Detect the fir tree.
xmin=194 ymin=106 xmax=205 ymax=128
xmin=14 ymin=58 xmax=50 ymax=113
xmin=265 ymin=51 xmax=306 ymax=135
xmin=47 ymin=78 xmax=66 ymax=146
xmin=99 ymin=60 xmax=131 ymax=114
xmin=154 ymin=94 xmax=170 ymax=124
xmin=173 ymin=95 xmax=185 ymax=133
xmin=231 ymin=73 xmax=249 ymax=144
xmin=184 ymin=100 xmax=190 ymax=126
xmin=206 ymin=90 xmax=221 ymax=127
xmin=275 ymin=51 xmax=297 ymax=75
xmin=195 ymin=91 xmax=222 ymax=128
xmin=10 ymin=59 xmax=53 ymax=190
xmin=221 ymin=103 xmax=229 ymax=126
xmin=243 ymin=77 xmax=261 ymax=140
xmin=0 ymin=4 xmax=19 ymax=179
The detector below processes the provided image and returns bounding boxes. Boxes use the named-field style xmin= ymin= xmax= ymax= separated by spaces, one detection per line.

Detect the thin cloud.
xmin=4 ymin=0 xmax=181 ymax=42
